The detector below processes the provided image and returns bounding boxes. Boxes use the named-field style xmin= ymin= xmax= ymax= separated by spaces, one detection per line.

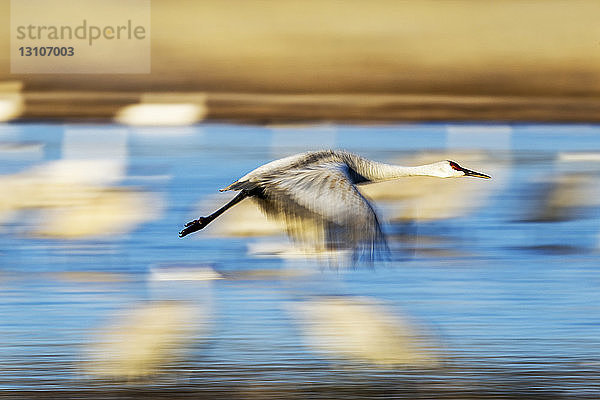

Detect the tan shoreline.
xmin=13 ymin=91 xmax=600 ymax=123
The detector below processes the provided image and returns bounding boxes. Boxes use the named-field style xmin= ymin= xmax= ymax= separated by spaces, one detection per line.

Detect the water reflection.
xmin=0 ymin=123 xmax=600 ymax=398
xmin=520 ymin=172 xmax=600 ymax=223
xmin=290 ymin=296 xmax=439 ymax=367
xmin=0 ymin=126 xmax=163 ymax=238
xmin=0 ymin=160 xmax=162 ymax=238
xmin=83 ymin=301 xmax=201 ymax=380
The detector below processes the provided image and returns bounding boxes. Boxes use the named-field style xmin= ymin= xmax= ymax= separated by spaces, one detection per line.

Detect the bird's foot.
xmin=179 ymin=217 xmax=210 ymax=238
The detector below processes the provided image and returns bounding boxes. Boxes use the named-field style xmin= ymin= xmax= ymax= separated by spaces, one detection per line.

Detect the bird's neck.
xmin=360 ymin=161 xmax=440 ymax=182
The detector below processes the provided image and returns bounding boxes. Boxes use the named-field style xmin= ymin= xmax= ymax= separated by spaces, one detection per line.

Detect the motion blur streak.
xmin=83 ymin=301 xmax=199 ymax=380
xmin=0 ymin=81 xmax=23 ymax=122
xmin=290 ymin=297 xmax=438 ymax=367
xmin=1 ymin=123 xmax=600 ymax=399
xmin=0 ymin=161 xmax=162 ymax=238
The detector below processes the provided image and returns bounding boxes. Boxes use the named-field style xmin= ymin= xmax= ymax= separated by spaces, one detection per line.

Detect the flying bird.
xmin=179 ymin=150 xmax=490 ymax=259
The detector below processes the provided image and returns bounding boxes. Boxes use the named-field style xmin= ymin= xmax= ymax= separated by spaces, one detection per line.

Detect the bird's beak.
xmin=462 ymin=168 xmax=491 ymax=179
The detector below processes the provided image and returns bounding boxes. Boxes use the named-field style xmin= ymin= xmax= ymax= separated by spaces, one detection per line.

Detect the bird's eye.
xmin=449 ymin=161 xmax=462 ymax=171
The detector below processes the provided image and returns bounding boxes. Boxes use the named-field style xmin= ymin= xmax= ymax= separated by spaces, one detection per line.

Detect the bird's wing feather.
xmin=253 ymin=162 xmax=387 ymax=259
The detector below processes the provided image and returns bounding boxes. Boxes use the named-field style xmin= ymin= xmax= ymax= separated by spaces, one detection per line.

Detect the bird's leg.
xmin=179 ymin=190 xmax=249 ymax=238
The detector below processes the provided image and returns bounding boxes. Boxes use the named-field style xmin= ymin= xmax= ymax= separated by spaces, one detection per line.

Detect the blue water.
xmin=1 ymin=122 xmax=599 ymax=397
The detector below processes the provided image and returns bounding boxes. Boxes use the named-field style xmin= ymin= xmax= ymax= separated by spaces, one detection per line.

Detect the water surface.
xmin=0 ymin=123 xmax=599 ymax=398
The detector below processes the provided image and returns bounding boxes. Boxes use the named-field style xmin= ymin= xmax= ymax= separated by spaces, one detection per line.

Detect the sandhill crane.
xmin=179 ymin=150 xmax=490 ymax=259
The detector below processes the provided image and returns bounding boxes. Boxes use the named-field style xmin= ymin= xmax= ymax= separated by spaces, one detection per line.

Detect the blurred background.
xmin=1 ymin=1 xmax=600 ymax=399
xmin=1 ymin=0 xmax=600 ymax=123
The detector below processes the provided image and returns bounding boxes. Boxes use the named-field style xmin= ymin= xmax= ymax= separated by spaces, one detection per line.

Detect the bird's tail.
xmin=220 ymin=180 xmax=253 ymax=192
xmin=219 ymin=183 xmax=235 ymax=192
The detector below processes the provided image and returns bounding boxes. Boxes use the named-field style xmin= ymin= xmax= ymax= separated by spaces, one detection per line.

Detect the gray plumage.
xmin=179 ymin=150 xmax=490 ymax=260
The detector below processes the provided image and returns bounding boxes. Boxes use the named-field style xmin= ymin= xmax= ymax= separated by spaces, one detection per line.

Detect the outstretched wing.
xmin=251 ymin=162 xmax=388 ymax=260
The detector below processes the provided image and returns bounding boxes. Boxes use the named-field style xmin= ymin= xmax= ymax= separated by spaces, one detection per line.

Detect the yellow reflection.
xmin=54 ymin=271 xmax=126 ymax=283
xmin=290 ymin=297 xmax=439 ymax=367
xmin=34 ymin=189 xmax=159 ymax=239
xmin=0 ymin=162 xmax=162 ymax=238
xmin=83 ymin=301 xmax=198 ymax=380
xmin=525 ymin=173 xmax=600 ymax=222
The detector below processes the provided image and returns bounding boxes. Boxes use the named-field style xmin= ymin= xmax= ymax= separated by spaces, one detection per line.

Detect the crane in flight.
xmin=179 ymin=150 xmax=490 ymax=259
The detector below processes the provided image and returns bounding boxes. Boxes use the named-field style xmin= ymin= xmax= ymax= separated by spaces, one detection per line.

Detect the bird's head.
xmin=428 ymin=160 xmax=491 ymax=179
